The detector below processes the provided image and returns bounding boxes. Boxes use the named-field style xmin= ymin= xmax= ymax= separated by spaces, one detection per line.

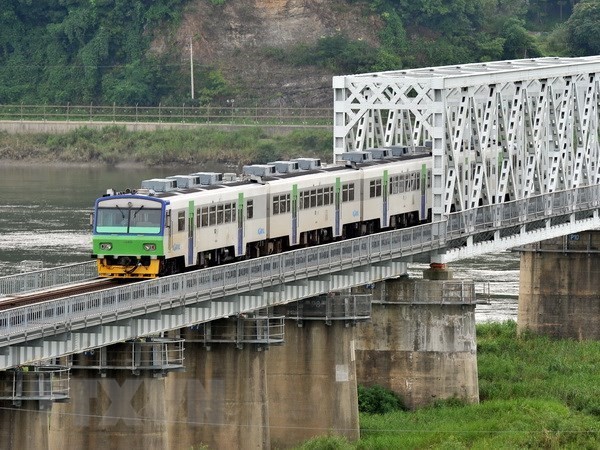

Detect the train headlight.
xmin=99 ymin=242 xmax=112 ymax=251
xmin=143 ymin=243 xmax=157 ymax=251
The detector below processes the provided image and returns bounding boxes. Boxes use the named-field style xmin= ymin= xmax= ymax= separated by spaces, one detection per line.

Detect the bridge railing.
xmin=0 ymin=262 xmax=98 ymax=297
xmin=446 ymin=185 xmax=600 ymax=236
xmin=0 ymin=103 xmax=333 ymax=126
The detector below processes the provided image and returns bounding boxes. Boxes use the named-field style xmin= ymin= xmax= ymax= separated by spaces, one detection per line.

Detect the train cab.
xmin=91 ymin=194 xmax=167 ymax=278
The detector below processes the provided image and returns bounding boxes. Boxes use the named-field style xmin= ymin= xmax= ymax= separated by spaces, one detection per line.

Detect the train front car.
xmin=91 ymin=194 xmax=167 ymax=278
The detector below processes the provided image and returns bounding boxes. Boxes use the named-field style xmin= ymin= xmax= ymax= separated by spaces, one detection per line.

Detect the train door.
xmin=420 ymin=164 xmax=427 ymax=220
xmin=187 ymin=201 xmax=194 ymax=266
xmin=382 ymin=170 xmax=389 ymax=227
xmin=291 ymin=184 xmax=298 ymax=245
xmin=236 ymin=193 xmax=244 ymax=256
xmin=166 ymin=210 xmax=173 ymax=251
xmin=334 ymin=177 xmax=341 ymax=237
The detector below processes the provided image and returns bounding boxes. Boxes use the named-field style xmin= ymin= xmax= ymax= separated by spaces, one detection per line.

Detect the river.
xmin=0 ymin=163 xmax=520 ymax=322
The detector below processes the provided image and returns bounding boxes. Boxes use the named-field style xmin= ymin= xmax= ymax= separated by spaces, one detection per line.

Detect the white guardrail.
xmin=0 ymin=184 xmax=599 ymax=344
xmin=0 ymin=261 xmax=97 ymax=296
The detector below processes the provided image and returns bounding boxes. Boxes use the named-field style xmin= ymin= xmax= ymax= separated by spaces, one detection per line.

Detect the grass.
xmin=297 ymin=321 xmax=600 ymax=449
xmin=0 ymin=126 xmax=334 ymax=166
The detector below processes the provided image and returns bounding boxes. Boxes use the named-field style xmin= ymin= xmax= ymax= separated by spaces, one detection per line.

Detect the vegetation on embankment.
xmin=298 ymin=321 xmax=600 ymax=449
xmin=0 ymin=126 xmax=333 ymax=167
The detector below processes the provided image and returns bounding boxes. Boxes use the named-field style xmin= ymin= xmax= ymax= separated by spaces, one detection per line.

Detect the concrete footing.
xmin=354 ymin=275 xmax=479 ymax=409
xmin=518 ymin=232 xmax=600 ymax=340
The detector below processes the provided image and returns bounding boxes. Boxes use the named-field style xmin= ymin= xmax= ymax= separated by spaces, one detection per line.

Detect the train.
xmin=91 ymin=147 xmax=433 ymax=278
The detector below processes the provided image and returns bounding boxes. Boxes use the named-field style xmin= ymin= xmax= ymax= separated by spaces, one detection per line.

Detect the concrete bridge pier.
xmin=518 ymin=232 xmax=600 ymax=340
xmin=0 ymin=399 xmax=51 ymax=449
xmin=164 ymin=315 xmax=274 ymax=450
xmin=266 ymin=294 xmax=367 ymax=449
xmin=0 ymin=364 xmax=69 ymax=450
xmin=354 ymin=270 xmax=479 ymax=409
xmin=48 ymin=338 xmax=183 ymax=450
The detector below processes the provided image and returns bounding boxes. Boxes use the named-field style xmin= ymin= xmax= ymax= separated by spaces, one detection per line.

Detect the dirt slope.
xmin=151 ymin=0 xmax=382 ymax=106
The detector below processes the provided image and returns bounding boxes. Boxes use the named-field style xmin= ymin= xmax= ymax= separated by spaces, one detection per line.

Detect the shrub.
xmin=357 ymin=384 xmax=404 ymax=414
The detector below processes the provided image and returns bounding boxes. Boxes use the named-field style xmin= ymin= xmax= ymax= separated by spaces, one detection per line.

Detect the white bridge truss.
xmin=333 ymin=56 xmax=600 ymax=222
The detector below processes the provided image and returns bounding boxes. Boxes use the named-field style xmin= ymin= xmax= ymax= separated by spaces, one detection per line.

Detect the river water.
xmin=0 ymin=163 xmax=520 ymax=322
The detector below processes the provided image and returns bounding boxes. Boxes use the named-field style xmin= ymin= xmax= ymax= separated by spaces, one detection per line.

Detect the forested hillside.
xmin=0 ymin=0 xmax=596 ymax=107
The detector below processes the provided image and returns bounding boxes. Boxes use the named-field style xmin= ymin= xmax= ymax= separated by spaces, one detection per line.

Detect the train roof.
xmin=97 ymin=151 xmax=432 ymax=203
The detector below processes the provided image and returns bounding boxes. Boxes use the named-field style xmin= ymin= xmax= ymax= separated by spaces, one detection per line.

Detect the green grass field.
xmin=299 ymin=321 xmax=600 ymax=449
xmin=0 ymin=126 xmax=333 ymax=166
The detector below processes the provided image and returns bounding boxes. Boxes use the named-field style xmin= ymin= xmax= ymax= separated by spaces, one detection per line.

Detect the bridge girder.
xmin=333 ymin=56 xmax=600 ymax=222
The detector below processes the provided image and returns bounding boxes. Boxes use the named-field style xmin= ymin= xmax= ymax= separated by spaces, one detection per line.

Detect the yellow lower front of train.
xmin=96 ymin=258 xmax=161 ymax=279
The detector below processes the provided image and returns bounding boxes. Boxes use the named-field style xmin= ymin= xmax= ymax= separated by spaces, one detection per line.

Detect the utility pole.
xmin=189 ymin=36 xmax=194 ymax=100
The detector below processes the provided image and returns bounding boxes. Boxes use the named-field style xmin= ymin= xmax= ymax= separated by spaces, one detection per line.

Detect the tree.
xmin=501 ymin=18 xmax=543 ymax=59
xmin=566 ymin=0 xmax=600 ymax=55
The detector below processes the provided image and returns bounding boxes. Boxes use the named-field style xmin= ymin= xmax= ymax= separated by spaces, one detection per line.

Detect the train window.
xmin=177 ymin=211 xmax=185 ymax=231
xmin=427 ymin=170 xmax=432 ymax=188
xmin=209 ymin=206 xmax=216 ymax=226
xmin=302 ymin=192 xmax=309 ymax=209
xmin=389 ymin=176 xmax=397 ymax=195
xmin=201 ymin=207 xmax=208 ymax=227
xmin=310 ymin=189 xmax=317 ymax=208
xmin=232 ymin=204 xmax=236 ymax=222
xmin=370 ymin=180 xmax=382 ymax=198
xmin=272 ymin=194 xmax=289 ymax=214
xmin=196 ymin=208 xmax=202 ymax=228
xmin=342 ymin=183 xmax=355 ymax=202
xmin=247 ymin=200 xmax=254 ymax=219
xmin=317 ymin=188 xmax=323 ymax=206
xmin=407 ymin=173 xmax=415 ymax=191
xmin=217 ymin=204 xmax=224 ymax=224
xmin=225 ymin=204 xmax=232 ymax=223
xmin=415 ymin=172 xmax=421 ymax=191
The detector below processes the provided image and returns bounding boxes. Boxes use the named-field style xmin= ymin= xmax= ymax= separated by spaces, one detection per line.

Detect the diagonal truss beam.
xmin=333 ymin=56 xmax=600 ymax=221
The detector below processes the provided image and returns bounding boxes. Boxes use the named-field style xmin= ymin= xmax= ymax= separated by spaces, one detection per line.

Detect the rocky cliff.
xmin=151 ymin=0 xmax=383 ymax=107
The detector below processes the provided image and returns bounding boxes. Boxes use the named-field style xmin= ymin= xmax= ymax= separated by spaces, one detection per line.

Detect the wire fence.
xmin=0 ymin=103 xmax=333 ymax=126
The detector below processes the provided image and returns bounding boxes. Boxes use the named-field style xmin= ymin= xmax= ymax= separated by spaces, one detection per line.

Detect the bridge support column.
xmin=0 ymin=364 xmax=69 ymax=450
xmin=266 ymin=317 xmax=360 ymax=448
xmin=355 ymin=273 xmax=479 ymax=409
xmin=0 ymin=400 xmax=50 ymax=449
xmin=49 ymin=340 xmax=180 ymax=450
xmin=164 ymin=319 xmax=270 ymax=450
xmin=518 ymin=232 xmax=600 ymax=340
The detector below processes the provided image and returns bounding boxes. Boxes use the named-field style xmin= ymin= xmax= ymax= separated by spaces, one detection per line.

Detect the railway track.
xmin=0 ymin=278 xmax=127 ymax=311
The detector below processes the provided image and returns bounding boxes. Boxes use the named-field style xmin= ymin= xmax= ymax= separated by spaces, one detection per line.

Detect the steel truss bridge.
xmin=2 ymin=56 xmax=600 ymax=370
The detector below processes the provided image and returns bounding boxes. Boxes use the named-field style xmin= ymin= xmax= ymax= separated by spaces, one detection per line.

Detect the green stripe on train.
xmin=93 ymin=235 xmax=164 ymax=256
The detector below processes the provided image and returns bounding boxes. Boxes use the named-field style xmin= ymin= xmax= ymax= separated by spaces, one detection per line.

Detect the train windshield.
xmin=95 ymin=206 xmax=163 ymax=234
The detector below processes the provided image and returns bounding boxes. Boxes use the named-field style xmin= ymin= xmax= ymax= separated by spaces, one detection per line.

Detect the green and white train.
xmin=91 ymin=148 xmax=432 ymax=278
